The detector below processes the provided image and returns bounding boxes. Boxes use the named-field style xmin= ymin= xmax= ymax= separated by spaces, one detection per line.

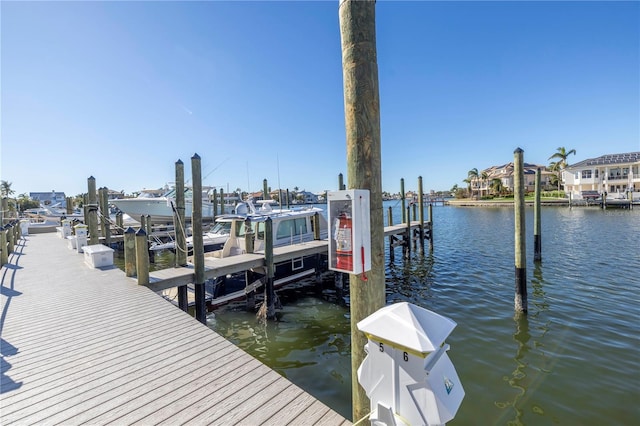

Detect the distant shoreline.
xmin=448 ymin=198 xmax=569 ymax=207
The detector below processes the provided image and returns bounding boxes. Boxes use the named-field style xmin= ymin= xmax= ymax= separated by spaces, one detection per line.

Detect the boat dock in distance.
xmin=0 ymin=232 xmax=350 ymax=425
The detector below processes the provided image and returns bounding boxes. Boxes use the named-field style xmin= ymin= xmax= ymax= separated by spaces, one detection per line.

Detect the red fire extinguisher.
xmin=335 ymin=212 xmax=353 ymax=271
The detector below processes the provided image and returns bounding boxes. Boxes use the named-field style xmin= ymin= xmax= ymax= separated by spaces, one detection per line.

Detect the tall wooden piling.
xmin=100 ymin=187 xmax=111 ymax=246
xmin=514 ymin=148 xmax=528 ymax=314
xmin=418 ymin=176 xmax=425 ymax=254
xmin=135 ymin=228 xmax=149 ymax=285
xmin=5 ymin=224 xmax=13 ymax=255
xmin=400 ymin=178 xmax=406 ymax=223
xmin=192 ymin=154 xmax=206 ymax=324
xmin=244 ymin=219 xmax=255 ymax=311
xmin=1 ymin=227 xmax=7 ymax=266
xmin=219 ymin=188 xmax=224 ymax=215
xmin=387 ymin=206 xmax=394 ymax=263
xmin=286 ymin=189 xmax=290 ymax=208
xmin=116 ymin=212 xmax=123 ymax=232
xmin=87 ymin=176 xmax=99 ymax=245
xmin=175 ymin=160 xmax=187 ymax=267
xmin=175 ymin=159 xmax=188 ymax=311
xmin=428 ymin=203 xmax=434 ymax=251
xmin=340 ymin=0 xmax=385 ymax=419
xmin=534 ymin=168 xmax=542 ymax=262
xmin=212 ymin=189 xmax=218 ymax=217
xmin=263 ymin=179 xmax=269 ymax=201
xmin=404 ymin=206 xmax=411 ymax=258
xmin=264 ymin=217 xmax=276 ymax=319
xmin=338 ymin=173 xmax=345 ymax=191
xmin=66 ymin=197 xmax=73 ymax=215
xmin=124 ymin=227 xmax=136 ymax=277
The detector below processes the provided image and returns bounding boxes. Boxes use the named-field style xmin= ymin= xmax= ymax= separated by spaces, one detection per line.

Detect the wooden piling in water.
xmin=87 ymin=177 xmax=99 ymax=245
xmin=175 ymin=159 xmax=188 ymax=311
xmin=244 ymin=218 xmax=255 ymax=311
xmin=514 ymin=148 xmax=528 ymax=314
xmin=192 ymin=154 xmax=206 ymax=324
xmin=387 ymin=206 xmax=394 ymax=263
xmin=263 ymin=179 xmax=269 ymax=201
xmin=219 ymin=188 xmax=225 ymax=215
xmin=66 ymin=197 xmax=73 ymax=215
xmin=1 ymin=198 xmax=8 ymax=225
xmin=404 ymin=206 xmax=411 ymax=258
xmin=534 ymin=168 xmax=542 ymax=262
xmin=6 ymin=224 xmax=14 ymax=255
xmin=340 ymin=0 xmax=385 ymax=419
xmin=135 ymin=228 xmax=149 ymax=286
xmin=212 ymin=189 xmax=218 ymax=217
xmin=338 ymin=173 xmax=345 ymax=191
xmin=124 ymin=227 xmax=136 ymax=277
xmin=286 ymin=189 xmax=290 ymax=209
xmin=264 ymin=217 xmax=276 ymax=319
xmin=116 ymin=212 xmax=123 ymax=232
xmin=428 ymin=203 xmax=434 ymax=251
xmin=100 ymin=187 xmax=111 ymax=246
xmin=418 ymin=176 xmax=425 ymax=254
xmin=400 ymin=178 xmax=406 ymax=223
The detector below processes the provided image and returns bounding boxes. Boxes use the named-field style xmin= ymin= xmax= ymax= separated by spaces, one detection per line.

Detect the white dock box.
xmin=83 ymin=244 xmax=114 ymax=268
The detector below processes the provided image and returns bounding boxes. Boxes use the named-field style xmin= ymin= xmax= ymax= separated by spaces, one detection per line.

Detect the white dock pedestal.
xmin=83 ymin=244 xmax=115 ymax=268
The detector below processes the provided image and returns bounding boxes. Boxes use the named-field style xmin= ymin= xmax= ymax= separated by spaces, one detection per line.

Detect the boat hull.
xmin=111 ymin=198 xmax=216 ymax=224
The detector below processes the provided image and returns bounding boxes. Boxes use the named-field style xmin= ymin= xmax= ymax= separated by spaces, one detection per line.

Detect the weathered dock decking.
xmin=0 ymin=232 xmax=350 ymax=425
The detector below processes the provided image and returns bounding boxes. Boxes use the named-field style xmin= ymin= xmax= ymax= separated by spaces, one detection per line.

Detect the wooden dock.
xmin=0 ymin=232 xmax=350 ymax=425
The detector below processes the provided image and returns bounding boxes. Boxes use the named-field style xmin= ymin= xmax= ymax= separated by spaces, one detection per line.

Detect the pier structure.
xmin=0 ymin=232 xmax=350 ymax=425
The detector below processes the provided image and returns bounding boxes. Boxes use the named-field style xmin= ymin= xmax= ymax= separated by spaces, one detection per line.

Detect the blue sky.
xmin=2 ymin=1 xmax=638 ymax=197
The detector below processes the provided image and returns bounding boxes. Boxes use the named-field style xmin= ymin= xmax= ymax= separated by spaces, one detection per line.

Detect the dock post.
xmin=340 ymin=0 xmax=386 ymax=419
xmin=1 ymin=227 xmax=7 ymax=266
xmin=124 ymin=227 xmax=136 ymax=277
xmin=338 ymin=173 xmax=345 ymax=191
xmin=219 ymin=188 xmax=225 ymax=215
xmin=175 ymin=159 xmax=188 ymax=311
xmin=286 ymin=189 xmax=290 ymax=209
xmin=192 ymin=154 xmax=207 ymax=324
xmin=387 ymin=206 xmax=394 ymax=263
xmin=418 ymin=176 xmax=425 ymax=254
xmin=534 ymin=168 xmax=542 ymax=262
xmin=629 ymin=189 xmax=634 ymax=210
xmin=135 ymin=228 xmax=149 ymax=286
xmin=66 ymin=196 xmax=73 ymax=215
xmin=602 ymin=190 xmax=607 ymax=209
xmin=568 ymin=191 xmax=572 ymax=208
xmin=6 ymin=224 xmax=14 ymax=255
xmin=1 ymin=198 xmax=7 ymax=225
xmin=428 ymin=203 xmax=434 ymax=251
xmin=212 ymin=189 xmax=218 ymax=217
xmin=116 ymin=212 xmax=123 ymax=233
xmin=244 ymin=218 xmax=255 ymax=311
xmin=100 ymin=187 xmax=111 ymax=247
xmin=400 ymin=178 xmax=406 ymax=223
xmin=263 ymin=179 xmax=269 ymax=201
xmin=175 ymin=159 xmax=187 ymax=267
xmin=139 ymin=215 xmax=146 ymax=233
xmin=404 ymin=206 xmax=411 ymax=259
xmin=145 ymin=215 xmax=152 ymax=237
xmin=87 ymin=176 xmax=99 ymax=245
xmin=514 ymin=148 xmax=528 ymax=314
xmin=264 ymin=217 xmax=276 ymax=319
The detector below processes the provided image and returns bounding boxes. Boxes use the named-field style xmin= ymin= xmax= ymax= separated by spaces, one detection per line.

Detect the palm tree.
xmin=467 ymin=168 xmax=479 ymax=198
xmin=491 ymin=178 xmax=504 ymax=196
xmin=1 ymin=180 xmax=14 ymax=198
xmin=463 ymin=178 xmax=472 ymax=198
xmin=548 ymin=147 xmax=576 ymax=191
xmin=480 ymin=171 xmax=488 ymax=197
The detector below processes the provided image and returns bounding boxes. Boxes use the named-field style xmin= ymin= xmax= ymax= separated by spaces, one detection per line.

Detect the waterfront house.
xmin=475 ymin=163 xmax=554 ymax=195
xmin=563 ymin=152 xmax=640 ymax=199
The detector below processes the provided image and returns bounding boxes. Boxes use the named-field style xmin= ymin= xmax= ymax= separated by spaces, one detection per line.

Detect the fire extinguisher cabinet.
xmin=327 ymin=189 xmax=371 ymax=275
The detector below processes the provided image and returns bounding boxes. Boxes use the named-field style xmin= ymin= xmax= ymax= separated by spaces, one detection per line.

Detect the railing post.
xmin=135 ymin=228 xmax=149 ymax=286
xmin=124 ymin=227 xmax=137 ymax=277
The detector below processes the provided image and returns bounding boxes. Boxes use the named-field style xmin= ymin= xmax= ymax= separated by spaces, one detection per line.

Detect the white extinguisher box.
xmin=357 ymin=302 xmax=465 ymax=426
xmin=327 ymin=190 xmax=371 ymax=275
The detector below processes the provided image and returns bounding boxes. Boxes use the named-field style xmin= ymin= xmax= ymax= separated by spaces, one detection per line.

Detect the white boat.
xmin=111 ymin=187 xmax=223 ymax=224
xmin=150 ymin=220 xmax=232 ymax=253
xmin=188 ymin=199 xmax=329 ymax=304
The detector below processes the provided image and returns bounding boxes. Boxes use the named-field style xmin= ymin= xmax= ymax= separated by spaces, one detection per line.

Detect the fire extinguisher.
xmin=335 ymin=211 xmax=353 ymax=271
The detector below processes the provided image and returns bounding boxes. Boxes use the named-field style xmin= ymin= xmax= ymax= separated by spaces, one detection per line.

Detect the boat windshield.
xmin=209 ymin=221 xmax=231 ymax=235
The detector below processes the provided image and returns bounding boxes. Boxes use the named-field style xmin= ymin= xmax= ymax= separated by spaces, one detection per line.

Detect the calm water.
xmin=175 ymin=202 xmax=639 ymax=424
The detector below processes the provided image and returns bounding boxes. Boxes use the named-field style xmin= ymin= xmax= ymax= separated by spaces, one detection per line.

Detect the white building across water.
xmin=563 ymin=152 xmax=640 ymax=199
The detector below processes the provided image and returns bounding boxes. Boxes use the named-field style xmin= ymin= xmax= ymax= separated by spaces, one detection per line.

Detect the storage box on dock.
xmin=67 ymin=236 xmax=77 ymax=250
xmin=83 ymin=244 xmax=114 ymax=268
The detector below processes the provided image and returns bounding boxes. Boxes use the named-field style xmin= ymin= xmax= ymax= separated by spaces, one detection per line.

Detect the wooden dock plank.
xmin=0 ymin=233 xmax=349 ymax=425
